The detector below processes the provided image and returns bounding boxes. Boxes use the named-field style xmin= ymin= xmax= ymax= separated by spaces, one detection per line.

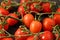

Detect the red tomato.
xmin=1 ymin=2 xmax=6 ymax=7
xmin=18 ymin=5 xmax=26 ymax=16
xmin=55 ymin=33 xmax=60 ymax=40
xmin=1 ymin=0 xmax=11 ymax=8
xmin=14 ymin=28 xmax=28 ymax=40
xmin=30 ymin=2 xmax=41 ymax=12
xmin=53 ymin=8 xmax=60 ymax=25
xmin=41 ymin=2 xmax=51 ymax=13
xmin=0 ymin=8 xmax=9 ymax=15
xmin=43 ymin=18 xmax=55 ymax=31
xmin=40 ymin=31 xmax=54 ymax=40
xmin=23 ymin=14 xmax=34 ymax=28
xmin=2 ymin=38 xmax=13 ymax=40
xmin=6 ymin=13 xmax=18 ymax=26
xmin=53 ymin=14 xmax=60 ymax=26
xmin=0 ymin=30 xmax=6 ymax=40
xmin=30 ymin=20 xmax=42 ymax=33
xmin=0 ymin=24 xmax=9 ymax=30
xmin=26 ymin=36 xmax=39 ymax=40
xmin=56 ymin=8 xmax=60 ymax=12
xmin=20 ymin=0 xmax=28 ymax=4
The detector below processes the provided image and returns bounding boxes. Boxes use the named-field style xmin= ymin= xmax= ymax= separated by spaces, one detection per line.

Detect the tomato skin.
xmin=40 ymin=31 xmax=54 ymax=40
xmin=6 ymin=13 xmax=18 ymax=26
xmin=14 ymin=28 xmax=28 ymax=40
xmin=56 ymin=8 xmax=60 ymax=12
xmin=0 ymin=8 xmax=9 ymax=15
xmin=30 ymin=2 xmax=41 ymax=12
xmin=26 ymin=36 xmax=39 ymax=40
xmin=41 ymin=2 xmax=51 ymax=13
xmin=1 ymin=2 xmax=6 ymax=7
xmin=18 ymin=5 xmax=26 ymax=16
xmin=23 ymin=14 xmax=34 ymax=28
xmin=54 ymin=14 xmax=60 ymax=25
xmin=43 ymin=18 xmax=55 ymax=31
xmin=53 ymin=8 xmax=60 ymax=26
xmin=55 ymin=33 xmax=60 ymax=40
xmin=30 ymin=20 xmax=42 ymax=33
xmin=1 ymin=0 xmax=11 ymax=7
xmin=0 ymin=31 xmax=6 ymax=40
xmin=20 ymin=0 xmax=28 ymax=4
xmin=2 ymin=38 xmax=13 ymax=40
xmin=0 ymin=24 xmax=9 ymax=30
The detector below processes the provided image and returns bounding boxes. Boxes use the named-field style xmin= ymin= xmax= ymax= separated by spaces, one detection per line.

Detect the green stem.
xmin=2 ymin=29 xmax=12 ymax=36
xmin=5 ymin=16 xmax=22 ymax=22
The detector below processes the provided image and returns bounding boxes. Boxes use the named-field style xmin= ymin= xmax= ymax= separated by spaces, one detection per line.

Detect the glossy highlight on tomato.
xmin=14 ymin=28 xmax=28 ymax=40
xmin=23 ymin=14 xmax=34 ymax=28
xmin=43 ymin=18 xmax=55 ymax=31
xmin=40 ymin=31 xmax=54 ymax=40
xmin=30 ymin=20 xmax=42 ymax=33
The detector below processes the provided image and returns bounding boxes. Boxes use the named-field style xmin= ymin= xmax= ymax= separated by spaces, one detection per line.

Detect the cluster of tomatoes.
xmin=0 ymin=0 xmax=60 ymax=40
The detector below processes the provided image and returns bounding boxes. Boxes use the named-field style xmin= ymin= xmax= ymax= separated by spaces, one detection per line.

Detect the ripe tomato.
xmin=23 ymin=14 xmax=34 ymax=28
xmin=53 ymin=14 xmax=60 ymax=26
xmin=43 ymin=18 xmax=55 ymax=31
xmin=0 ymin=30 xmax=6 ymax=40
xmin=53 ymin=8 xmax=60 ymax=25
xmin=1 ymin=2 xmax=6 ymax=8
xmin=2 ymin=38 xmax=13 ymax=40
xmin=55 ymin=33 xmax=60 ymax=40
xmin=41 ymin=2 xmax=51 ymax=13
xmin=0 ymin=24 xmax=9 ymax=30
xmin=56 ymin=8 xmax=60 ymax=12
xmin=6 ymin=13 xmax=18 ymax=26
xmin=0 ymin=8 xmax=9 ymax=15
xmin=26 ymin=36 xmax=39 ymax=40
xmin=1 ymin=0 xmax=11 ymax=8
xmin=40 ymin=31 xmax=54 ymax=40
xmin=18 ymin=5 xmax=27 ymax=16
xmin=30 ymin=2 xmax=41 ymax=12
xmin=20 ymin=0 xmax=28 ymax=4
xmin=30 ymin=20 xmax=42 ymax=33
xmin=14 ymin=28 xmax=28 ymax=40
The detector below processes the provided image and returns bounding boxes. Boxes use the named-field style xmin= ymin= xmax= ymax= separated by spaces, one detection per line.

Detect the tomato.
xmin=18 ymin=5 xmax=26 ymax=16
xmin=43 ymin=18 xmax=55 ymax=31
xmin=53 ymin=14 xmax=60 ymax=26
xmin=30 ymin=2 xmax=41 ymax=12
xmin=23 ymin=14 xmax=34 ymax=28
xmin=2 ymin=38 xmax=13 ymax=40
xmin=40 ymin=31 xmax=54 ymax=40
xmin=30 ymin=20 xmax=42 ymax=33
xmin=53 ymin=8 xmax=60 ymax=25
xmin=0 ymin=8 xmax=9 ymax=15
xmin=56 ymin=8 xmax=60 ymax=12
xmin=0 ymin=24 xmax=9 ymax=30
xmin=41 ymin=2 xmax=51 ymax=13
xmin=0 ymin=30 xmax=6 ymax=40
xmin=6 ymin=13 xmax=18 ymax=26
xmin=26 ymin=36 xmax=39 ymax=40
xmin=1 ymin=2 xmax=6 ymax=8
xmin=55 ymin=33 xmax=60 ymax=40
xmin=1 ymin=0 xmax=11 ymax=6
xmin=14 ymin=28 xmax=28 ymax=40
xmin=20 ymin=0 xmax=28 ymax=4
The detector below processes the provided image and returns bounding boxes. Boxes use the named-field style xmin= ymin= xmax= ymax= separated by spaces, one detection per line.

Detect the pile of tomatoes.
xmin=0 ymin=0 xmax=60 ymax=40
